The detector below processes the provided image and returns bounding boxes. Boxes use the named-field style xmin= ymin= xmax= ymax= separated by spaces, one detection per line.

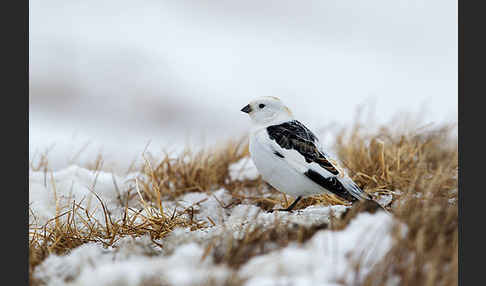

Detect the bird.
xmin=241 ymin=96 xmax=383 ymax=212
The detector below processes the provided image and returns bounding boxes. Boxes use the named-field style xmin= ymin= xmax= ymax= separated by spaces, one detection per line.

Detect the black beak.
xmin=241 ymin=104 xmax=252 ymax=113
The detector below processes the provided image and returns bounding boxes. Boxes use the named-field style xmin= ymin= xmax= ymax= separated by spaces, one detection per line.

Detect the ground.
xmin=29 ymin=119 xmax=458 ymax=286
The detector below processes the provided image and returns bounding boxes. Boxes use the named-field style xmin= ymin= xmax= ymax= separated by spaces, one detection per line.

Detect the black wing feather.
xmin=266 ymin=120 xmax=340 ymax=175
xmin=304 ymin=170 xmax=358 ymax=202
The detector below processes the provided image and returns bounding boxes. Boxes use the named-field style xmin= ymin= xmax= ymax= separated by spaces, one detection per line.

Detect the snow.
xmin=29 ymin=165 xmax=141 ymax=227
xmin=35 ymin=241 xmax=232 ymax=286
xmin=30 ymin=164 xmax=402 ymax=286
xmin=229 ymin=157 xmax=260 ymax=181
xmin=240 ymin=212 xmax=397 ymax=285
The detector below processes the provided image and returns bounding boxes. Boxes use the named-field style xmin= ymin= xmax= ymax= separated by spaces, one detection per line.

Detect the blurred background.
xmin=29 ymin=0 xmax=457 ymax=172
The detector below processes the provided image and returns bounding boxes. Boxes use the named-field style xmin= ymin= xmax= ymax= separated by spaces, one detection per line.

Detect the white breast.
xmin=249 ymin=128 xmax=330 ymax=198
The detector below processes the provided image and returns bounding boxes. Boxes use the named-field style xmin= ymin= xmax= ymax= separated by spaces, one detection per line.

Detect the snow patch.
xmin=240 ymin=212 xmax=398 ymax=285
xmin=29 ymin=165 xmax=141 ymax=227
xmin=229 ymin=157 xmax=259 ymax=181
xmin=34 ymin=240 xmax=231 ymax=286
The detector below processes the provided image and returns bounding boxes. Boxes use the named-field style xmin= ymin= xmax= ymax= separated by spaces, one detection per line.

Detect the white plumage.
xmin=250 ymin=127 xmax=325 ymax=198
xmin=241 ymin=96 xmax=377 ymax=211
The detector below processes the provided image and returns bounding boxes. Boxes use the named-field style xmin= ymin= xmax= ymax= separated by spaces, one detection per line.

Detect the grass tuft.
xmin=334 ymin=119 xmax=457 ymax=285
xmin=138 ymin=139 xmax=253 ymax=200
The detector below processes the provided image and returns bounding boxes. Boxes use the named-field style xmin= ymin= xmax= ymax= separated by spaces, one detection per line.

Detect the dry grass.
xmin=29 ymin=114 xmax=458 ymax=286
xmin=28 ymin=162 xmax=206 ymax=286
xmin=335 ymin=121 xmax=457 ymax=200
xmin=361 ymin=197 xmax=458 ymax=286
xmin=29 ymin=203 xmax=200 ymax=285
xmin=333 ymin=118 xmax=458 ymax=285
xmin=209 ymin=216 xmax=329 ymax=268
xmin=138 ymin=139 xmax=257 ymax=199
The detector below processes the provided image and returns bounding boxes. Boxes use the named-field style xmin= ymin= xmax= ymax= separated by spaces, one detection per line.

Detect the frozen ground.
xmin=30 ymin=158 xmax=402 ymax=286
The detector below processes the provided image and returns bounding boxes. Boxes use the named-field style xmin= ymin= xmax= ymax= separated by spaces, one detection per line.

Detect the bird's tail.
xmin=338 ymin=176 xmax=372 ymax=201
xmin=339 ymin=176 xmax=389 ymax=212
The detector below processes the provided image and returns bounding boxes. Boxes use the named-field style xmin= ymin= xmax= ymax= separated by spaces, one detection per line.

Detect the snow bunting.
xmin=241 ymin=96 xmax=380 ymax=212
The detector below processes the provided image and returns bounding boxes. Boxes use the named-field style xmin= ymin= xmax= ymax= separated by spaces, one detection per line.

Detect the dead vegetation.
xmin=209 ymin=217 xmax=329 ymax=268
xmin=334 ymin=118 xmax=458 ymax=286
xmin=29 ymin=114 xmax=458 ymax=286
xmin=138 ymin=139 xmax=256 ymax=199
xmin=28 ymin=159 xmax=207 ymax=285
xmin=335 ymin=120 xmax=457 ymax=200
xmin=361 ymin=195 xmax=458 ymax=286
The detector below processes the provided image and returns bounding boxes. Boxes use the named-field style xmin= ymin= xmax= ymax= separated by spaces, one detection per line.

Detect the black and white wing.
xmin=266 ymin=120 xmax=370 ymax=202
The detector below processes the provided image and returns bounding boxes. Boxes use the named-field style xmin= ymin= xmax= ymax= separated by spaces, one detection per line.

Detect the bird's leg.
xmin=272 ymin=196 xmax=302 ymax=212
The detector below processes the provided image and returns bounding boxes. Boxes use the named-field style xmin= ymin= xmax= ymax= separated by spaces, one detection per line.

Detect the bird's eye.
xmin=259 ymin=104 xmax=266 ymax=109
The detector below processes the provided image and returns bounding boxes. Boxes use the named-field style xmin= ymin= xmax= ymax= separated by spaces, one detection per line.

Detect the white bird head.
xmin=241 ymin=96 xmax=294 ymax=126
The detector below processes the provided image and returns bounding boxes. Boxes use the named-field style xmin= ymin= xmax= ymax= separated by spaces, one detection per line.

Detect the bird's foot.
xmin=267 ymin=196 xmax=302 ymax=213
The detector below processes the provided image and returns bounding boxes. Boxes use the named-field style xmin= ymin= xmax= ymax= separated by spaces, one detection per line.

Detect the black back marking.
xmin=304 ymin=169 xmax=357 ymax=202
xmin=266 ymin=120 xmax=340 ymax=175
